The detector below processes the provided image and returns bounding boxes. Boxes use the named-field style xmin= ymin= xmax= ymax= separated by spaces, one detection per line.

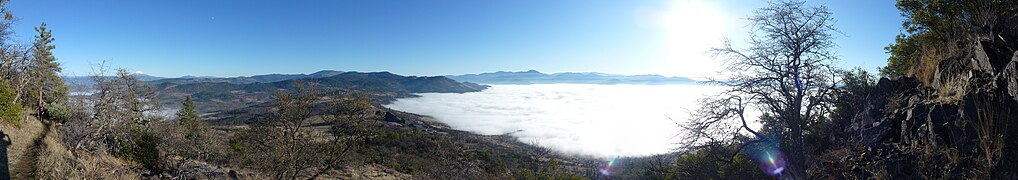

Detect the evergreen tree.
xmin=0 ymin=82 xmax=21 ymax=127
xmin=30 ymin=22 xmax=67 ymax=115
xmin=172 ymin=95 xmax=212 ymax=175
xmin=176 ymin=96 xmax=199 ymax=124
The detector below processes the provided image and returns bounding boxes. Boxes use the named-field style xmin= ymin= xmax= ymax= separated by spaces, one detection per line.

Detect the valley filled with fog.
xmin=386 ymin=84 xmax=746 ymax=158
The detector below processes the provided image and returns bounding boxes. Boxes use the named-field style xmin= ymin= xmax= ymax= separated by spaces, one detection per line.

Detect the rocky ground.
xmin=818 ymin=35 xmax=1018 ymax=179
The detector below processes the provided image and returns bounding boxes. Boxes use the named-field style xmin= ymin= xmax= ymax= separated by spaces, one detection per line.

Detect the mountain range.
xmin=150 ymin=70 xmax=346 ymax=84
xmin=446 ymin=70 xmax=697 ymax=85
xmin=64 ymin=70 xmax=697 ymax=86
xmin=150 ymin=71 xmax=488 ymax=113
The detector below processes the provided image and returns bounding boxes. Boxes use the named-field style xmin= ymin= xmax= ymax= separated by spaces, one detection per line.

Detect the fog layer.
xmin=385 ymin=84 xmax=723 ymax=158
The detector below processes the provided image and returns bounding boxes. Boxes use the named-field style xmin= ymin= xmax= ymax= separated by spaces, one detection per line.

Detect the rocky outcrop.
xmin=838 ymin=38 xmax=1018 ymax=178
xmin=383 ymin=112 xmax=405 ymax=124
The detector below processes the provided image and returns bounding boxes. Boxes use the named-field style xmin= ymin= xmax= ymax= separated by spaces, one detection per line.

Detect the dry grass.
xmin=36 ymin=124 xmax=142 ymax=180
xmin=334 ymin=163 xmax=412 ymax=180
xmin=0 ymin=111 xmax=45 ymax=178
xmin=911 ymin=49 xmax=943 ymax=86
xmin=35 ymin=129 xmax=76 ymax=179
xmin=1 ymin=109 xmax=143 ymax=180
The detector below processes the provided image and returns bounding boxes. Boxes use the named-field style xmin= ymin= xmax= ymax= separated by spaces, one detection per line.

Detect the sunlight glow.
xmin=653 ymin=0 xmax=727 ymax=79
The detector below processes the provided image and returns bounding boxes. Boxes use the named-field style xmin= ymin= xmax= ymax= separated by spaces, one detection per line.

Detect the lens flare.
xmin=739 ymin=138 xmax=788 ymax=177
xmin=599 ymin=157 xmax=617 ymax=176
xmin=757 ymin=150 xmax=787 ymax=176
xmin=765 ymin=151 xmax=785 ymax=174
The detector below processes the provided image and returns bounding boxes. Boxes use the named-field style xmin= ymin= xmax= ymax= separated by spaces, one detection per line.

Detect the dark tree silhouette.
xmin=684 ymin=0 xmax=840 ymax=179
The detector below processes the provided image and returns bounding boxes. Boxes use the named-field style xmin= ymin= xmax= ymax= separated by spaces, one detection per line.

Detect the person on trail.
xmin=0 ymin=130 xmax=11 ymax=180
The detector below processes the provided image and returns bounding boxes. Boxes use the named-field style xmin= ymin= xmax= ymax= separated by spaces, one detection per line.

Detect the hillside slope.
xmin=150 ymin=70 xmax=345 ymax=85
xmin=824 ymin=35 xmax=1018 ymax=179
xmin=154 ymin=71 xmax=488 ymax=113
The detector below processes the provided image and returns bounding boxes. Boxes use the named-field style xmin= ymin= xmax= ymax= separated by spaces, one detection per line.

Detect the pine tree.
xmin=173 ymin=95 xmax=210 ymax=174
xmin=176 ymin=96 xmax=199 ymax=124
xmin=30 ymin=22 xmax=67 ymax=116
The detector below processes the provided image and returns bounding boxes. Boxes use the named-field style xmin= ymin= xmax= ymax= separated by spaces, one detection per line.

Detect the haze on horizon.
xmin=11 ymin=0 xmax=900 ymax=78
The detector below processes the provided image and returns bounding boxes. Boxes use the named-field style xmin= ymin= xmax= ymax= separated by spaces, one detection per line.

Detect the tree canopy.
xmin=686 ymin=0 xmax=840 ymax=179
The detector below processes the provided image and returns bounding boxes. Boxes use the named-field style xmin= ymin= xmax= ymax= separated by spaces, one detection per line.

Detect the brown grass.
xmin=0 ymin=110 xmax=45 ymax=179
xmin=36 ymin=123 xmax=145 ymax=180
xmin=911 ymin=44 xmax=961 ymax=86
xmin=1 ymin=108 xmax=143 ymax=180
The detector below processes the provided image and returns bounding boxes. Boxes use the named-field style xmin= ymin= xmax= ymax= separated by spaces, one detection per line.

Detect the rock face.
xmin=383 ymin=112 xmax=405 ymax=124
xmin=837 ymin=38 xmax=1018 ymax=178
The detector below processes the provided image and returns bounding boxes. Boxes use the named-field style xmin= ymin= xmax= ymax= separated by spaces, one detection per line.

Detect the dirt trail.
xmin=10 ymin=117 xmax=50 ymax=179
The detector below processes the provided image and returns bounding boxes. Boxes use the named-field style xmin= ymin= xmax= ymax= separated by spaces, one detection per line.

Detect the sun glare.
xmin=654 ymin=0 xmax=727 ymax=78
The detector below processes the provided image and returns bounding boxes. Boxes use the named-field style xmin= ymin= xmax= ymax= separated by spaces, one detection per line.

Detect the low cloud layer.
xmin=385 ymin=84 xmax=724 ymax=158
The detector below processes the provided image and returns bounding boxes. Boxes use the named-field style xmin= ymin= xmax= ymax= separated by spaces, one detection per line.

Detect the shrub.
xmin=44 ymin=102 xmax=70 ymax=124
xmin=119 ymin=127 xmax=160 ymax=170
xmin=0 ymin=82 xmax=22 ymax=127
xmin=669 ymin=142 xmax=770 ymax=179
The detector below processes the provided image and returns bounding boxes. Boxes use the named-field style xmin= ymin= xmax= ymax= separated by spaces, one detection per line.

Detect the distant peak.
xmin=524 ymin=70 xmax=541 ymax=73
xmin=313 ymin=70 xmax=339 ymax=73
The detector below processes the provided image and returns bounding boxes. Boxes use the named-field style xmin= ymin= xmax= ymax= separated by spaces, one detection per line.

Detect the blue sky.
xmin=8 ymin=0 xmax=902 ymax=78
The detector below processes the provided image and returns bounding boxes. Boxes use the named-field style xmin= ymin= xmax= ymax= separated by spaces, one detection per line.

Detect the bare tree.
xmin=2 ymin=45 xmax=31 ymax=107
xmin=71 ymin=64 xmax=160 ymax=157
xmin=685 ymin=0 xmax=840 ymax=179
xmin=238 ymin=82 xmax=373 ymax=179
xmin=71 ymin=62 xmax=119 ymax=154
xmin=309 ymin=91 xmax=374 ymax=179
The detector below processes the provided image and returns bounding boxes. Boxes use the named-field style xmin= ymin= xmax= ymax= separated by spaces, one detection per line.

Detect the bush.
xmin=668 ymin=142 xmax=770 ymax=179
xmin=0 ymin=82 xmax=23 ymax=127
xmin=120 ymin=127 xmax=161 ymax=170
xmin=44 ymin=102 xmax=70 ymax=123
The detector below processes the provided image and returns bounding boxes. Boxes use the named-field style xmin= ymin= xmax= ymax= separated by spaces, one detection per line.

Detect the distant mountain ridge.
xmin=62 ymin=73 xmax=166 ymax=84
xmin=150 ymin=70 xmax=346 ymax=84
xmin=153 ymin=71 xmax=488 ymax=113
xmin=447 ymin=70 xmax=697 ymax=85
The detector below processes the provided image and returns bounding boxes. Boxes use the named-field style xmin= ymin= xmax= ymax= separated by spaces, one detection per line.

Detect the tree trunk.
xmin=783 ymin=126 xmax=807 ymax=179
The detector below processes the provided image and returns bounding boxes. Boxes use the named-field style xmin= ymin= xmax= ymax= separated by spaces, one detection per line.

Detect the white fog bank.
xmin=384 ymin=84 xmax=729 ymax=158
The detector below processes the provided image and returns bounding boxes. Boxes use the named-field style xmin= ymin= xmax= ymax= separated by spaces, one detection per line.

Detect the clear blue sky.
xmin=8 ymin=0 xmax=902 ymax=78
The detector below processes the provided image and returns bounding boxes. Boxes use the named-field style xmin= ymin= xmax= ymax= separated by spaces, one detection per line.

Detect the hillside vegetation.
xmin=1 ymin=0 xmax=1016 ymax=179
xmin=0 ymin=0 xmax=586 ymax=178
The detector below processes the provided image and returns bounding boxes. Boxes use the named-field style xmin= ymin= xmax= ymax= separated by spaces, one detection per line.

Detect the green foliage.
xmin=31 ymin=22 xmax=68 ymax=106
xmin=0 ymin=82 xmax=22 ymax=127
xmin=883 ymin=0 xmax=1018 ymax=77
xmin=43 ymin=102 xmax=70 ymax=124
xmin=669 ymin=143 xmax=769 ymax=179
xmin=881 ymin=34 xmax=920 ymax=77
xmin=176 ymin=96 xmax=206 ymax=142
xmin=176 ymin=96 xmax=199 ymax=124
xmin=831 ymin=68 xmax=876 ymax=124
xmin=120 ymin=127 xmax=161 ymax=170
xmin=228 ymin=138 xmax=245 ymax=153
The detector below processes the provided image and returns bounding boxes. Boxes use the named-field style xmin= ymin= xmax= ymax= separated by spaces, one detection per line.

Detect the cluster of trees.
xmin=0 ymin=0 xmax=377 ymax=178
xmin=0 ymin=0 xmax=66 ymax=127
